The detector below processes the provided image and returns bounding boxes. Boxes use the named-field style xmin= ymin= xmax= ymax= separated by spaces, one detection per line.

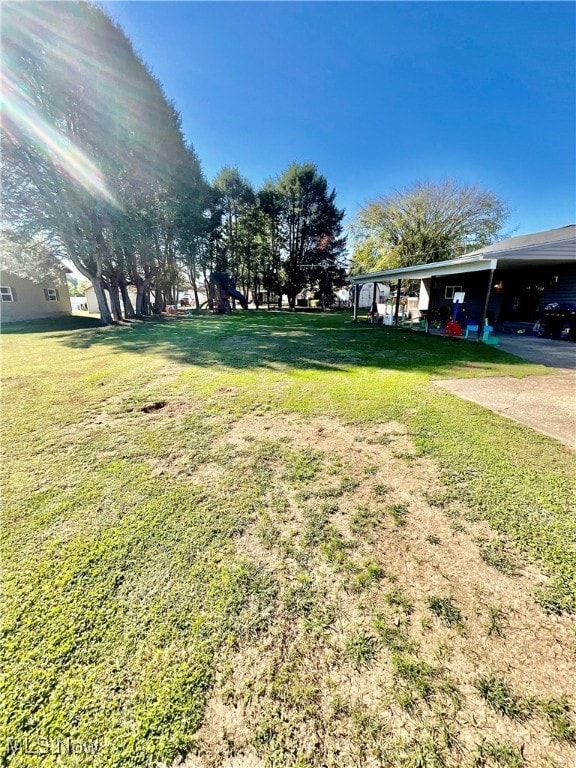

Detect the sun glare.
xmin=1 ymin=4 xmax=120 ymax=208
xmin=1 ymin=71 xmax=119 ymax=208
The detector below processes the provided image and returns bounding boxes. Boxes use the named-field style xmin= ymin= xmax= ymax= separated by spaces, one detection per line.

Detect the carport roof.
xmin=350 ymin=224 xmax=576 ymax=284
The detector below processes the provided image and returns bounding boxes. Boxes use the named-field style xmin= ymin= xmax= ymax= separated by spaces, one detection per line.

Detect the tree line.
xmin=1 ymin=2 xmax=346 ymax=324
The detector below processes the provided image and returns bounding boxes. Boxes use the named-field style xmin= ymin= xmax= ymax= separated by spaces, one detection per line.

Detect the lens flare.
xmin=1 ymin=68 xmax=119 ymax=208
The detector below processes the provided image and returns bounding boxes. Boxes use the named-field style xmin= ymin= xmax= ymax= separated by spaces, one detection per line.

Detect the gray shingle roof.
xmin=456 ymin=224 xmax=576 ymax=259
xmin=351 ymin=224 xmax=576 ymax=284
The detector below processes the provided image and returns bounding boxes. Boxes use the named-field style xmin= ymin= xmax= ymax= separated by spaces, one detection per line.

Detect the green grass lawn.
xmin=2 ymin=312 xmax=575 ymax=768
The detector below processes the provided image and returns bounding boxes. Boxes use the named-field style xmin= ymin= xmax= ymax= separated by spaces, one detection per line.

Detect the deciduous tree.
xmin=349 ymin=180 xmax=510 ymax=274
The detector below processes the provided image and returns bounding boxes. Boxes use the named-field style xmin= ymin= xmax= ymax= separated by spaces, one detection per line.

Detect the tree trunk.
xmin=135 ymin=283 xmax=145 ymax=316
xmin=119 ymin=279 xmax=135 ymax=319
xmin=154 ymin=290 xmax=166 ymax=314
xmin=166 ymin=283 xmax=176 ymax=305
xmin=108 ymin=274 xmax=123 ymax=321
xmin=142 ymin=289 xmax=151 ymax=316
xmin=204 ymin=275 xmax=213 ymax=310
xmin=90 ymin=276 xmax=114 ymax=325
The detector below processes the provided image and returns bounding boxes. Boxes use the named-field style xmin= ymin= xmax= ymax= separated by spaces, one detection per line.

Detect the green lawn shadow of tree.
xmin=45 ymin=312 xmax=543 ymax=379
xmin=1 ymin=315 xmax=102 ymax=335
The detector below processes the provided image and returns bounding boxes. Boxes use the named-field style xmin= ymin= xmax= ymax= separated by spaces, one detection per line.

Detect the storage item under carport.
xmin=538 ymin=302 xmax=576 ymax=341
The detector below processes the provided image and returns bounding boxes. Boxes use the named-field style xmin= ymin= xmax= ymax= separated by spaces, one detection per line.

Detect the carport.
xmin=350 ymin=225 xmax=576 ymax=341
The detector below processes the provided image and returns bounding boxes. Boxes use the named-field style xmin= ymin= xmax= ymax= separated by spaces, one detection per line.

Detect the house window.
xmin=44 ymin=288 xmax=60 ymax=302
xmin=0 ymin=286 xmax=14 ymax=302
xmin=444 ymin=285 xmax=462 ymax=300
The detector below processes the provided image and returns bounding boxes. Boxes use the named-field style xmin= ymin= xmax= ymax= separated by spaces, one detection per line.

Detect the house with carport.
xmin=350 ymin=225 xmax=576 ymax=339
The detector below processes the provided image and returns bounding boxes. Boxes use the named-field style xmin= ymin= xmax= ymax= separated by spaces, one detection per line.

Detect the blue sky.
xmin=105 ymin=1 xmax=575 ymax=236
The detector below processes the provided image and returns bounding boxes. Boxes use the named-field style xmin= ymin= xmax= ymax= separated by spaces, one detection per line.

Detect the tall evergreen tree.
xmin=275 ymin=163 xmax=346 ymax=309
xmin=212 ymin=166 xmax=255 ymax=276
xmin=176 ymin=149 xmax=218 ymax=308
xmin=258 ymin=185 xmax=284 ymax=307
xmin=1 ymin=1 xmax=191 ymax=323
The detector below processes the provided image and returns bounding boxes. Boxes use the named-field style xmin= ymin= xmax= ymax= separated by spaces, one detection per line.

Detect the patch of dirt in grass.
xmin=74 ymin=398 xmax=202 ymax=435
xmin=139 ymin=397 xmax=202 ymax=419
xmin=180 ymin=414 xmax=576 ymax=768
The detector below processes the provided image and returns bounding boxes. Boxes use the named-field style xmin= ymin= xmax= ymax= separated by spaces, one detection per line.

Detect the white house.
xmin=84 ymin=285 xmax=139 ymax=315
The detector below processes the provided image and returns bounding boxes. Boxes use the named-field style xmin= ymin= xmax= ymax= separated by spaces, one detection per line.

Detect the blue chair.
xmin=482 ymin=324 xmax=500 ymax=345
xmin=464 ymin=323 xmax=479 ymax=339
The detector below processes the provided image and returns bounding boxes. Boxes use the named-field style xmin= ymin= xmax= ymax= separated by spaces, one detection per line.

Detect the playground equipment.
xmin=445 ymin=319 xmax=463 ymax=337
xmin=208 ymin=272 xmax=248 ymax=313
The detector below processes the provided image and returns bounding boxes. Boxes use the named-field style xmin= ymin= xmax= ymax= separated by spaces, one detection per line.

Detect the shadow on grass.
xmin=1 ymin=315 xmax=103 ymax=334
xmin=43 ymin=311 xmax=539 ymax=378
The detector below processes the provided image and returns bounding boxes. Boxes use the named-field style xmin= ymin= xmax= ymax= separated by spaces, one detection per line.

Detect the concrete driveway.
xmin=434 ymin=336 xmax=576 ymax=449
xmin=496 ymin=334 xmax=576 ymax=370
